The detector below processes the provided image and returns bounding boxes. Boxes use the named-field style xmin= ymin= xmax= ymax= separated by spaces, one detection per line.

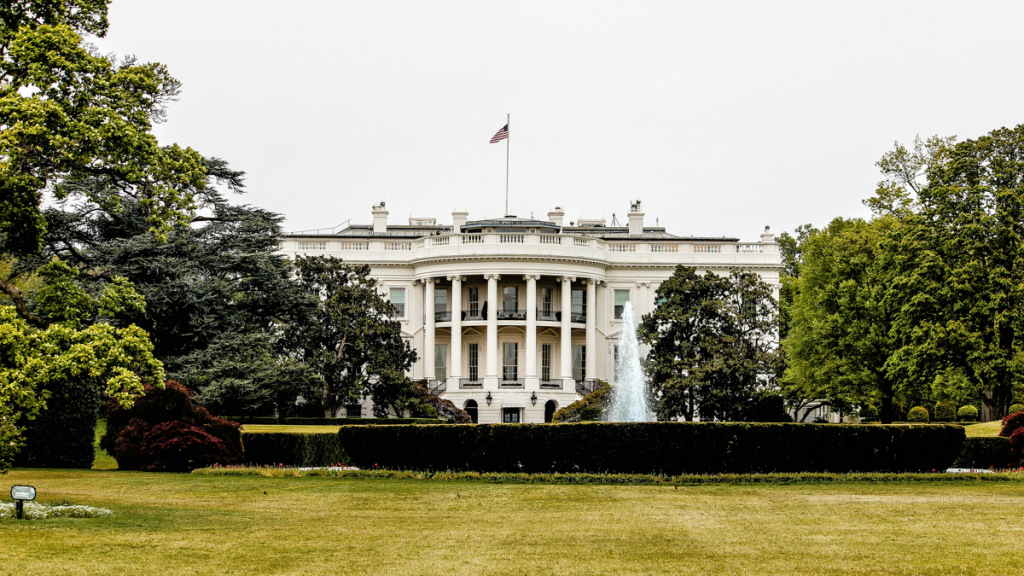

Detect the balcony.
xmin=463 ymin=309 xmax=484 ymax=321
xmin=499 ymin=379 xmax=524 ymax=389
xmin=539 ymin=380 xmax=562 ymax=389
xmin=575 ymin=379 xmax=599 ymax=394
xmin=497 ymin=309 xmax=527 ymax=321
xmin=537 ymin=309 xmax=557 ymax=321
xmin=434 ymin=311 xmax=452 ymax=322
xmin=427 ymin=379 xmax=446 ymax=394
xmin=459 ymin=378 xmax=483 ymax=389
xmin=571 ymin=312 xmax=586 ymax=323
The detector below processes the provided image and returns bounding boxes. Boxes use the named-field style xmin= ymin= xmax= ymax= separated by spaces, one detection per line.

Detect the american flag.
xmin=489 ymin=124 xmax=509 ymax=143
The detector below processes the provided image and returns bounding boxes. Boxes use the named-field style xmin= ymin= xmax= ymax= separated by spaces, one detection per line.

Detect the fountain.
xmin=607 ymin=301 xmax=651 ymax=422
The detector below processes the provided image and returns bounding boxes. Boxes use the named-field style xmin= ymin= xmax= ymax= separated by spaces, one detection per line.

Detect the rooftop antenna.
xmin=611 ymin=213 xmax=620 ymax=227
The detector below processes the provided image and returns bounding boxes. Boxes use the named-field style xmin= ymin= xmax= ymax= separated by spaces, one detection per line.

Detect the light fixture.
xmin=530 ymin=392 xmax=538 ymax=406
xmin=11 ymin=485 xmax=35 ymax=520
xmin=486 ymin=392 xmax=492 ymax=406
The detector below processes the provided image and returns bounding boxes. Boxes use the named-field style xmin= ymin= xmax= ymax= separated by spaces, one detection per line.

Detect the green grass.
xmin=241 ymin=424 xmax=341 ymax=434
xmin=964 ymin=421 xmax=1003 ymax=437
xmin=2 ymin=469 xmax=1023 ymax=575
xmin=92 ymin=418 xmax=117 ymax=470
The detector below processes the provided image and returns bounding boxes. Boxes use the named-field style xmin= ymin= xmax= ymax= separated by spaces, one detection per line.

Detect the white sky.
xmin=93 ymin=0 xmax=1024 ymax=241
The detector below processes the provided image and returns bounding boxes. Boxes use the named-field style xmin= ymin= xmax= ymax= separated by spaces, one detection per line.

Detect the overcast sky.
xmin=92 ymin=0 xmax=1024 ymax=241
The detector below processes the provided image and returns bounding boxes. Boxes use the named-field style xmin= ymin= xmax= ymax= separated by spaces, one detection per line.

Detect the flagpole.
xmin=505 ymin=113 xmax=510 ymax=217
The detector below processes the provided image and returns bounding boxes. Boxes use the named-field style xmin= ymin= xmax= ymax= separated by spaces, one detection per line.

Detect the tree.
xmin=780 ymin=217 xmax=902 ymax=421
xmin=0 ymin=0 xmax=208 ymax=301
xmin=884 ymin=125 xmax=1024 ymax=421
xmin=32 ymin=167 xmax=317 ymax=415
xmin=777 ymin=223 xmax=817 ymax=341
xmin=639 ymin=266 xmax=781 ymax=421
xmin=280 ymin=256 xmax=417 ymax=417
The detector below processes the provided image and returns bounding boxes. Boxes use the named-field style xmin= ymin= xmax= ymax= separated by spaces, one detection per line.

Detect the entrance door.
xmin=464 ymin=400 xmax=478 ymax=424
xmin=544 ymin=400 xmax=557 ymax=423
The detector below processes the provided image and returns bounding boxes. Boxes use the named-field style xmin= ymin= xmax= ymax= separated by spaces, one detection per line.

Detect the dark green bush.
xmin=952 ymin=437 xmax=1011 ymax=469
xmin=14 ymin=374 xmax=101 ymax=468
xmin=221 ymin=416 xmax=280 ymax=425
xmin=242 ymin=432 xmax=347 ymax=466
xmin=1008 ymin=403 xmax=1024 ymax=415
xmin=280 ymin=417 xmax=445 ymax=426
xmin=553 ymin=381 xmax=610 ymax=422
xmin=336 ymin=422 xmax=965 ymax=474
xmin=957 ymin=405 xmax=979 ymax=422
xmin=934 ymin=401 xmax=956 ymax=422
xmin=907 ymin=407 xmax=930 ymax=423
xmin=859 ymin=404 xmax=878 ymax=422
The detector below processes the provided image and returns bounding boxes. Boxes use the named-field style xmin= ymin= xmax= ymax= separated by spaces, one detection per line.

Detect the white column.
xmin=586 ymin=279 xmax=597 ymax=380
xmin=525 ymin=275 xmax=539 ymax=380
xmin=424 ymin=278 xmax=435 ymax=380
xmin=559 ymin=276 xmax=575 ymax=381
xmin=485 ymin=274 xmax=499 ymax=380
xmin=449 ymin=275 xmax=463 ymax=380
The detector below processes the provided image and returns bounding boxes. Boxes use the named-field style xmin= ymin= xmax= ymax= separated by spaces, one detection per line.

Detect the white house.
xmin=278 ymin=201 xmax=783 ymax=424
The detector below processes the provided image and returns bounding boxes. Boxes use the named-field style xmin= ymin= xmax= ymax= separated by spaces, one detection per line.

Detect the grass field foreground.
xmin=964 ymin=421 xmax=1003 ymax=437
xmin=2 ymin=469 xmax=1023 ymax=575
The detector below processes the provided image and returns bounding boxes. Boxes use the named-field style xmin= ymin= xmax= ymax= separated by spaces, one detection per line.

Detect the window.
xmin=541 ymin=288 xmax=553 ymax=314
xmin=345 ymin=405 xmax=361 ymax=418
xmin=502 ymin=408 xmax=521 ymax=423
xmin=468 ymin=343 xmax=479 ymax=381
xmin=541 ymin=344 xmax=552 ymax=381
xmin=435 ymin=344 xmax=447 ymax=383
xmin=390 ymin=287 xmax=405 ymax=317
xmin=464 ymin=400 xmax=479 ymax=424
xmin=572 ymin=345 xmax=585 ymax=382
xmin=435 ymin=288 xmax=448 ymax=311
xmin=502 ymin=286 xmax=519 ymax=312
xmin=572 ymin=288 xmax=585 ymax=319
xmin=469 ymin=287 xmax=479 ymax=315
xmin=503 ymin=342 xmax=518 ymax=380
xmin=614 ymin=290 xmax=630 ymax=320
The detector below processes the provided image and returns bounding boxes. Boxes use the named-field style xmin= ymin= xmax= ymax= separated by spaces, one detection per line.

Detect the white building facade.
xmin=279 ymin=202 xmax=783 ymax=424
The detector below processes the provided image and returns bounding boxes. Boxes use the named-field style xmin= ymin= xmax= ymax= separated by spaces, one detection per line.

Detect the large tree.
xmin=281 ymin=256 xmax=417 ymax=417
xmin=639 ymin=266 xmax=781 ymax=421
xmin=781 ymin=217 xmax=900 ymax=421
xmin=884 ymin=125 xmax=1024 ymax=420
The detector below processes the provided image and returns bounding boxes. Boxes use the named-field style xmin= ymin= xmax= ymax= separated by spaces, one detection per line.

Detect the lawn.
xmin=1 ymin=469 xmax=1022 ymax=575
xmin=964 ymin=421 xmax=1003 ymax=437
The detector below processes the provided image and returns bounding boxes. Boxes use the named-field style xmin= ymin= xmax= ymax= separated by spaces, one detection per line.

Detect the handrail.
xmin=499 ymin=379 xmax=525 ymax=388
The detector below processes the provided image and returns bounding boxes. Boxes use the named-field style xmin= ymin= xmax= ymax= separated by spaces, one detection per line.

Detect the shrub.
xmin=1010 ymin=429 xmax=1024 ymax=465
xmin=553 ymin=381 xmax=610 ymax=422
xmin=1008 ymin=403 xmax=1024 ymax=416
xmin=336 ymin=422 xmax=965 ymax=474
xmin=957 ymin=405 xmax=979 ymax=422
xmin=907 ymin=407 xmax=930 ymax=423
xmin=220 ymin=416 xmax=280 ymax=425
xmin=891 ymin=399 xmax=907 ymax=421
xmin=140 ymin=421 xmax=233 ymax=472
xmin=279 ymin=417 xmax=445 ymax=426
xmin=952 ymin=437 xmax=1011 ymax=469
xmin=1000 ymin=411 xmax=1024 ymax=438
xmin=14 ymin=373 xmax=101 ymax=469
xmin=101 ymin=381 xmax=243 ymax=471
xmin=242 ymin=433 xmax=347 ymax=467
xmin=934 ymin=401 xmax=956 ymax=422
xmin=859 ymin=404 xmax=878 ymax=422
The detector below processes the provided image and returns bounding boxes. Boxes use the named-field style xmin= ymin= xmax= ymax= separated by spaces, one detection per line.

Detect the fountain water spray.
xmin=608 ymin=301 xmax=651 ymax=422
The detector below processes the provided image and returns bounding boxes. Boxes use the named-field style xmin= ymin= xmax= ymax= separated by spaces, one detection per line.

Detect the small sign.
xmin=11 ymin=485 xmax=36 ymax=501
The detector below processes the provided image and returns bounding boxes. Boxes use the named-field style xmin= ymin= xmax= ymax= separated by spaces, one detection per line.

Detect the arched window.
xmin=544 ymin=400 xmax=558 ymax=423
xmin=464 ymin=400 xmax=479 ymax=424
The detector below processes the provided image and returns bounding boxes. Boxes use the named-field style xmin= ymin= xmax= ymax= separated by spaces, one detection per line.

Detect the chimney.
xmin=547 ymin=206 xmax=565 ymax=228
xmin=627 ymin=200 xmax=644 ymax=236
xmin=372 ymin=203 xmax=388 ymax=234
xmin=760 ymin=225 xmax=774 ymax=243
xmin=452 ymin=211 xmax=468 ymax=234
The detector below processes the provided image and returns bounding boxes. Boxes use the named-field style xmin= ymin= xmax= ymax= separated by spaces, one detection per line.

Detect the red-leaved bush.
xmin=1001 ymin=411 xmax=1024 ymax=465
xmin=101 ymin=381 xmax=243 ymax=471
xmin=139 ymin=421 xmax=233 ymax=472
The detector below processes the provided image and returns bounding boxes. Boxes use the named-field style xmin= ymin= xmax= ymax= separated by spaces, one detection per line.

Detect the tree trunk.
xmin=981 ymin=386 xmax=1011 ymax=422
xmin=878 ymin=376 xmax=894 ymax=424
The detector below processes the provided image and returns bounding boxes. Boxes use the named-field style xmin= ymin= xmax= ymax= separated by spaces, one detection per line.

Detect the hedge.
xmin=281 ymin=417 xmax=446 ymax=426
xmin=15 ymin=375 xmax=101 ymax=469
xmin=952 ymin=437 xmax=1011 ymax=469
xmin=336 ymin=422 xmax=966 ymax=474
xmin=242 ymin=433 xmax=347 ymax=467
xmin=220 ymin=416 xmax=280 ymax=425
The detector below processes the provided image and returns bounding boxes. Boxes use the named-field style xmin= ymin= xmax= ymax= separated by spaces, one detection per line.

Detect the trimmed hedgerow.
xmin=242 ymin=432 xmax=347 ymax=467
xmin=953 ymin=437 xmax=1011 ymax=469
xmin=908 ymin=407 xmax=930 ymax=423
xmin=957 ymin=405 xmax=979 ymax=423
xmin=14 ymin=373 xmax=101 ymax=469
xmin=220 ymin=416 xmax=280 ymax=425
xmin=335 ymin=422 xmax=965 ymax=474
xmin=280 ymin=417 xmax=445 ymax=426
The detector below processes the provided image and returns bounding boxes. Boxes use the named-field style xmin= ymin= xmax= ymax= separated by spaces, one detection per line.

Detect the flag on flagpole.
xmin=489 ymin=124 xmax=509 ymax=143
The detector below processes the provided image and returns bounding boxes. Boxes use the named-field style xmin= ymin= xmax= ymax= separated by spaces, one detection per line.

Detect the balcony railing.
xmin=575 ymin=379 xmax=599 ymax=394
xmin=434 ymin=311 xmax=452 ymax=322
xmin=463 ymin=310 xmax=484 ymax=321
xmin=571 ymin=312 xmax=586 ymax=323
xmin=497 ymin=309 xmax=527 ymax=320
xmin=539 ymin=380 xmax=562 ymax=389
xmin=537 ymin=309 xmax=558 ymax=321
xmin=459 ymin=378 xmax=483 ymax=389
xmin=499 ymin=379 xmax=525 ymax=388
xmin=427 ymin=379 xmax=446 ymax=394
